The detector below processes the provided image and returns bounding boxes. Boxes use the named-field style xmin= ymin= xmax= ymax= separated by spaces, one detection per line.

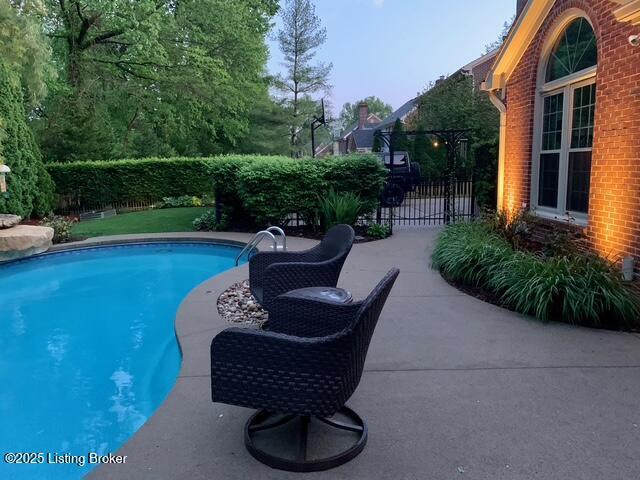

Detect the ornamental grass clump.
xmin=432 ymin=221 xmax=640 ymax=330
xmin=317 ymin=189 xmax=363 ymax=231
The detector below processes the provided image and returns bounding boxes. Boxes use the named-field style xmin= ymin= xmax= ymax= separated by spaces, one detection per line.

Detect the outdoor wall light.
xmin=0 ymin=164 xmax=10 ymax=197
xmin=622 ymin=256 xmax=635 ymax=282
xmin=432 ymin=140 xmax=439 ymax=148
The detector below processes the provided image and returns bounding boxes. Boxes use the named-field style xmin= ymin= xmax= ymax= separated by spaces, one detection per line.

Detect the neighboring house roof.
xmin=483 ymin=0 xmax=640 ymax=91
xmin=352 ymin=129 xmax=377 ymax=149
xmin=460 ymin=48 xmax=500 ymax=73
xmin=377 ymin=97 xmax=419 ymax=130
xmin=340 ymin=113 xmax=383 ymax=140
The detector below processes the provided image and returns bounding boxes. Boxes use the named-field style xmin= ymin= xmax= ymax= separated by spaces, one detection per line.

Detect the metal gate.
xmin=373 ymin=129 xmax=476 ymax=229
xmin=376 ymin=177 xmax=475 ymax=227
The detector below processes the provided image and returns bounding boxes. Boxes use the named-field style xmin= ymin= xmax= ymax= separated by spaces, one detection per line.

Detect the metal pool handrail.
xmin=235 ymin=229 xmax=287 ymax=266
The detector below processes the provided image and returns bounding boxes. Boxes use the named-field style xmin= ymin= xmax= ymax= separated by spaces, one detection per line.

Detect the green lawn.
xmin=72 ymin=207 xmax=211 ymax=238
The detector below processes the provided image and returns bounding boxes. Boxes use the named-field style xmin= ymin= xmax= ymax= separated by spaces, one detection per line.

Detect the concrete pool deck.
xmin=88 ymin=229 xmax=640 ymax=480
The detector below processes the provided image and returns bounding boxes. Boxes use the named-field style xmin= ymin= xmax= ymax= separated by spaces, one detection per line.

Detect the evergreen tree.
xmin=274 ymin=0 xmax=332 ymax=155
xmin=0 ymin=63 xmax=54 ymax=217
xmin=391 ymin=118 xmax=409 ymax=152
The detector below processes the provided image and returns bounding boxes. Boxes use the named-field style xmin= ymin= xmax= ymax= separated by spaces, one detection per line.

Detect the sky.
xmin=267 ymin=0 xmax=515 ymax=115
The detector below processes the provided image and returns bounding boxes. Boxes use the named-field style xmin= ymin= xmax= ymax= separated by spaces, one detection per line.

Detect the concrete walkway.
xmin=93 ymin=229 xmax=640 ymax=480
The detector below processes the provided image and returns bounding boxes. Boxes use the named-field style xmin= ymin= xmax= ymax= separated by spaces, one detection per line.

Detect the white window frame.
xmin=530 ymin=10 xmax=596 ymax=227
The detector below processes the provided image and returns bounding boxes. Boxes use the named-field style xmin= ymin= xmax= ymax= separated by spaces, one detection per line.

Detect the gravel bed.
xmin=217 ymin=280 xmax=268 ymax=327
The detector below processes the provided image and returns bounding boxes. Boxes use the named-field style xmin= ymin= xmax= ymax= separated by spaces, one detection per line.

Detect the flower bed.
xmin=432 ymin=219 xmax=640 ymax=330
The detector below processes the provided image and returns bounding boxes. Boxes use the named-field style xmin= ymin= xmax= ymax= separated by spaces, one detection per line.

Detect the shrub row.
xmin=432 ymin=222 xmax=640 ymax=330
xmin=47 ymin=154 xmax=388 ymax=225
xmin=47 ymin=157 xmax=218 ymax=206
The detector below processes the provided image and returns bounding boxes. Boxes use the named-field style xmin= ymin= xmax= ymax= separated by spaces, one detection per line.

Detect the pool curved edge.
xmin=86 ymin=233 xmax=320 ymax=480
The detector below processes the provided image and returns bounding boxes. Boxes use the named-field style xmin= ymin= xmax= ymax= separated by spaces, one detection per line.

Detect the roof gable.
xmin=483 ymin=0 xmax=556 ymax=91
xmin=484 ymin=0 xmax=640 ymax=91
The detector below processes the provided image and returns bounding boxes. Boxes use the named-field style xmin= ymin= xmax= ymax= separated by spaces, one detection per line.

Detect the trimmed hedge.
xmin=47 ymin=157 xmax=218 ymax=207
xmin=47 ymin=154 xmax=387 ymax=226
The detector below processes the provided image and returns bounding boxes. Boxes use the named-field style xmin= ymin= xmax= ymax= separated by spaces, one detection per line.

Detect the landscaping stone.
xmin=0 ymin=225 xmax=54 ymax=262
xmin=0 ymin=214 xmax=21 ymax=229
xmin=217 ymin=280 xmax=268 ymax=326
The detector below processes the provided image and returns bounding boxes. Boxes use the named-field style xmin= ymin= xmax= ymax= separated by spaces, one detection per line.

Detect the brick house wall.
xmin=502 ymin=0 xmax=640 ymax=262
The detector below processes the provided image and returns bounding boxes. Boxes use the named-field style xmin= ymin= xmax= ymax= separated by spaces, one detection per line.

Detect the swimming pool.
xmin=0 ymin=242 xmax=242 ymax=479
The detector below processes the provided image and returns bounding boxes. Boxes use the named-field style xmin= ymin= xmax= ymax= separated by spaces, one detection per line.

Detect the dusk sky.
xmin=267 ymin=0 xmax=515 ymax=115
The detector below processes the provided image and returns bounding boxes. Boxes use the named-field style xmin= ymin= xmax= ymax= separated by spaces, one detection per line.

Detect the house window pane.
xmin=542 ymin=93 xmax=564 ymax=151
xmin=546 ymin=18 xmax=597 ymax=82
xmin=571 ymin=84 xmax=596 ymax=149
xmin=539 ymin=153 xmax=560 ymax=208
xmin=566 ymin=151 xmax=591 ymax=213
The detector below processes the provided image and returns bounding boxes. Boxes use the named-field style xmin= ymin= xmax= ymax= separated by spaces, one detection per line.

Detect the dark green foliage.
xmin=48 ymin=154 xmax=387 ymax=228
xmin=47 ymin=158 xmax=218 ymax=208
xmin=318 ymin=189 xmax=363 ymax=231
xmin=237 ymin=157 xmax=324 ymax=225
xmin=473 ymin=140 xmax=499 ymax=209
xmin=366 ymin=223 xmax=391 ymax=239
xmin=0 ymin=63 xmax=54 ymax=218
xmin=321 ymin=154 xmax=388 ymax=213
xmin=158 ymin=196 xmax=204 ymax=209
xmin=372 ymin=134 xmax=382 ymax=153
xmin=391 ymin=119 xmax=409 ymax=152
xmin=413 ymin=75 xmax=500 ymax=205
xmin=432 ymin=222 xmax=640 ymax=329
xmin=192 ymin=210 xmax=219 ymax=231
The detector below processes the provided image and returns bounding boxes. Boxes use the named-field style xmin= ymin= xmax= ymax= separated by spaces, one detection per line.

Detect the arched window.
xmin=546 ymin=18 xmax=597 ymax=82
xmin=534 ymin=16 xmax=597 ymax=221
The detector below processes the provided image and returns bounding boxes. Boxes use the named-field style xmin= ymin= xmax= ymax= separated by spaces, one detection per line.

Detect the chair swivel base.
xmin=244 ymin=406 xmax=367 ymax=472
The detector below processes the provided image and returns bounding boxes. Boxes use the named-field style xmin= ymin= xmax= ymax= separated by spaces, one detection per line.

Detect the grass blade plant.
xmin=432 ymin=221 xmax=640 ymax=330
xmin=318 ymin=189 xmax=363 ymax=231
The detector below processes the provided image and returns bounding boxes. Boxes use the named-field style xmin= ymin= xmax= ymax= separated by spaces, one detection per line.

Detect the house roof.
xmin=340 ymin=113 xmax=382 ymax=140
xmin=461 ymin=48 xmax=500 ymax=74
xmin=482 ymin=0 xmax=640 ymax=91
xmin=377 ymin=97 xmax=419 ymax=130
xmin=352 ymin=129 xmax=377 ymax=149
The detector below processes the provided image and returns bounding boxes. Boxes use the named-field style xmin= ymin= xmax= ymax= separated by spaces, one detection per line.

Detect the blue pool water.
xmin=0 ymin=243 xmax=241 ymax=479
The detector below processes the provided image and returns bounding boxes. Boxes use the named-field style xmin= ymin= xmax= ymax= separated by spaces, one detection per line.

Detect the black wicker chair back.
xmin=248 ymin=224 xmax=355 ymax=308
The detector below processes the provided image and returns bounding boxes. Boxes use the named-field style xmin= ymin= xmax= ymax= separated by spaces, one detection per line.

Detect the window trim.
xmin=530 ymin=9 xmax=596 ymax=227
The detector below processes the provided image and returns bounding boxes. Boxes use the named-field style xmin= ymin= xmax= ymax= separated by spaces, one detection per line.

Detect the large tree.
xmin=274 ymin=0 xmax=332 ymax=155
xmin=35 ymin=0 xmax=278 ymax=161
xmin=338 ymin=96 xmax=393 ymax=132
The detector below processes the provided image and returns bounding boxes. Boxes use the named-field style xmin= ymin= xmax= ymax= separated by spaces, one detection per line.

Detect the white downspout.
xmin=488 ymin=90 xmax=507 ymax=211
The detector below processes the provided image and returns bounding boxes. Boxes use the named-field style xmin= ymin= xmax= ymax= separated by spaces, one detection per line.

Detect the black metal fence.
xmin=376 ymin=177 xmax=475 ymax=229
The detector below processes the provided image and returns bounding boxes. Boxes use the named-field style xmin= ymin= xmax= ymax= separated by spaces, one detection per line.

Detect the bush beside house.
xmin=432 ymin=219 xmax=640 ymax=330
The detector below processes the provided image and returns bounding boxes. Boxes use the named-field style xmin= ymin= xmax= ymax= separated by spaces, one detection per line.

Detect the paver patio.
xmin=91 ymin=229 xmax=640 ymax=480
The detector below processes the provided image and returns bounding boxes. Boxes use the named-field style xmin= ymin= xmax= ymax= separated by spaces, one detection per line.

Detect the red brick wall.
xmin=503 ymin=0 xmax=640 ymax=262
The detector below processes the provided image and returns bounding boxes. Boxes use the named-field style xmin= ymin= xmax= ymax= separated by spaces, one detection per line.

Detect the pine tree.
xmin=391 ymin=118 xmax=409 ymax=152
xmin=275 ymin=0 xmax=332 ymax=155
xmin=0 ymin=63 xmax=54 ymax=218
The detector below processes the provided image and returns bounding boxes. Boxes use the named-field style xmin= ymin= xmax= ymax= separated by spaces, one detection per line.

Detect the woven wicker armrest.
xmin=266 ymin=295 xmax=362 ymax=337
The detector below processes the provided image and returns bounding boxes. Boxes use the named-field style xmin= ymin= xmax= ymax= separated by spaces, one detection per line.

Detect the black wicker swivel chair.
xmin=248 ymin=224 xmax=355 ymax=309
xmin=211 ymin=268 xmax=399 ymax=472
